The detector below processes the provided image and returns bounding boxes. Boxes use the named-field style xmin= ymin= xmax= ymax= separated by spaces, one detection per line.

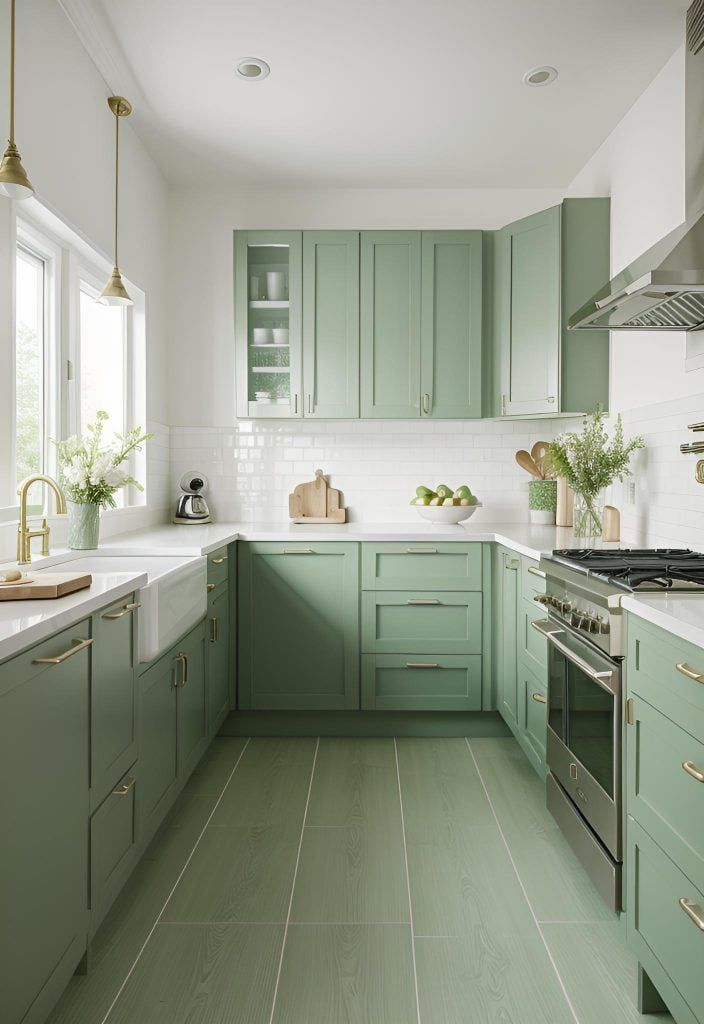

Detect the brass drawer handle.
xmin=102 ymin=601 xmax=141 ymax=620
xmin=406 ymin=662 xmax=440 ymax=669
xmin=676 ymin=662 xmax=704 ymax=684
xmin=682 ymin=760 xmax=704 ymax=783
xmin=207 ymin=583 xmax=216 ymax=591
xmin=33 ymin=637 xmax=93 ymax=665
xmin=112 ymin=776 xmax=136 ymax=798
xmin=405 ymin=547 xmax=438 ymax=554
xmin=506 ymin=558 xmax=520 ymax=570
xmin=422 ymin=393 xmax=430 ymax=415
xmin=210 ymin=616 xmax=218 ymax=643
xmin=283 ymin=548 xmax=314 ymax=554
xmin=180 ymin=651 xmax=189 ymax=686
xmin=531 ymin=692 xmax=547 ymax=704
xmin=527 ymin=566 xmax=546 ymax=579
xmin=211 ymin=557 xmax=226 ymax=565
xmin=406 ymin=598 xmax=441 ymax=606
xmin=679 ymin=897 xmax=704 ymax=931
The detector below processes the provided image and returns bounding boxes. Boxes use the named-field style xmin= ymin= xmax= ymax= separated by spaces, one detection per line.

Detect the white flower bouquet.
xmin=54 ymin=411 xmax=152 ymax=509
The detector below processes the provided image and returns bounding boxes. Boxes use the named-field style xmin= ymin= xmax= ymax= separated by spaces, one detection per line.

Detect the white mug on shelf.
xmin=252 ymin=327 xmax=273 ymax=345
xmin=266 ymin=271 xmax=287 ymax=300
xmin=272 ymin=327 xmax=289 ymax=345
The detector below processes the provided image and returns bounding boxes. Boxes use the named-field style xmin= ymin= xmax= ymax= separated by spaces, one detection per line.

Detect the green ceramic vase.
xmin=67 ymin=500 xmax=100 ymax=550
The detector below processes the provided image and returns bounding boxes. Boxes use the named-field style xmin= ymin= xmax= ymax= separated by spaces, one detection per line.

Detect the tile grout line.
xmin=393 ymin=737 xmax=422 ymax=1024
xmin=98 ymin=737 xmax=253 ymax=1024
xmin=464 ymin=738 xmax=582 ymax=1024
xmin=267 ymin=736 xmax=320 ymax=1024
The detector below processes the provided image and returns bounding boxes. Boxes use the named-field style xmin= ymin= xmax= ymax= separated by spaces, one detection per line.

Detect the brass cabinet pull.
xmin=679 ymin=897 xmax=704 ymax=931
xmin=531 ymin=692 xmax=547 ymax=704
xmin=33 ymin=637 xmax=93 ymax=665
xmin=207 ymin=583 xmax=216 ymax=591
xmin=527 ymin=566 xmax=546 ymax=579
xmin=308 ymin=394 xmax=313 ymax=414
xmin=405 ymin=547 xmax=438 ymax=554
xmin=505 ymin=557 xmax=520 ymax=570
xmin=283 ymin=548 xmax=314 ymax=554
xmin=112 ymin=776 xmax=136 ymax=798
xmin=422 ymin=393 xmax=430 ymax=415
xmin=179 ymin=651 xmax=189 ymax=686
xmin=676 ymin=662 xmax=704 ymax=684
xmin=294 ymin=394 xmax=298 ymax=414
xmin=406 ymin=662 xmax=440 ymax=669
xmin=625 ymin=698 xmax=634 ymax=726
xmin=172 ymin=654 xmax=184 ymax=688
xmin=102 ymin=601 xmax=141 ymax=620
xmin=211 ymin=556 xmax=226 ymax=565
xmin=682 ymin=760 xmax=704 ymax=783
xmin=210 ymin=616 xmax=218 ymax=643
xmin=406 ymin=598 xmax=441 ymax=606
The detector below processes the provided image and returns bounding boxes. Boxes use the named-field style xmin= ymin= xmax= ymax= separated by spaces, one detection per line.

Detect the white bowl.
xmin=415 ymin=503 xmax=482 ymax=524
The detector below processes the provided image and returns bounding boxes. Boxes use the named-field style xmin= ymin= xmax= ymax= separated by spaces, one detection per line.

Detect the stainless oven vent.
xmin=624 ymin=291 xmax=704 ymax=329
xmin=688 ymin=0 xmax=704 ymax=53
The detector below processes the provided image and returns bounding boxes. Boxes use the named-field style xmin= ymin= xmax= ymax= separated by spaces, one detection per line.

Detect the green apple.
xmin=436 ymin=484 xmax=453 ymax=498
xmin=415 ymin=485 xmax=435 ymax=498
xmin=459 ymin=498 xmax=471 ymax=506
xmin=454 ymin=485 xmax=472 ymax=500
xmin=429 ymin=496 xmax=443 ymax=506
xmin=442 ymin=497 xmax=458 ymax=506
xmin=411 ymin=495 xmax=431 ymax=505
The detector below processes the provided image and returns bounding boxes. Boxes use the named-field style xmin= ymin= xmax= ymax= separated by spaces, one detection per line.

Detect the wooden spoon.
xmin=515 ymin=450 xmax=544 ymax=479
xmin=531 ymin=441 xmax=552 ymax=479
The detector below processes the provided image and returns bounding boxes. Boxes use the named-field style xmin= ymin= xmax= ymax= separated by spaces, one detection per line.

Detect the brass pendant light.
xmin=0 ymin=0 xmax=34 ymax=200
xmin=99 ymin=95 xmax=133 ymax=306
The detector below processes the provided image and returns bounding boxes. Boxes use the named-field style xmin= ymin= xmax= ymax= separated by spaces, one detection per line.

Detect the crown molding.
xmin=57 ymin=0 xmax=147 ymax=110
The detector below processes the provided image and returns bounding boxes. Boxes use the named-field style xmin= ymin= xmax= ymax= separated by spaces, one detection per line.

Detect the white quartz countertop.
xmin=622 ymin=593 xmax=704 ymax=650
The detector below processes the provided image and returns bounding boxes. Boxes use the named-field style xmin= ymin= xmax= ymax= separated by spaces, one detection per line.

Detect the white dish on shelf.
xmin=272 ymin=328 xmax=289 ymax=345
xmin=252 ymin=327 xmax=274 ymax=345
xmin=415 ymin=503 xmax=482 ymax=524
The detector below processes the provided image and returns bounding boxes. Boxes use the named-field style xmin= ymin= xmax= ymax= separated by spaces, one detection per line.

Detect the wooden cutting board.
xmin=288 ymin=469 xmax=347 ymax=524
xmin=0 ymin=572 xmax=92 ymax=600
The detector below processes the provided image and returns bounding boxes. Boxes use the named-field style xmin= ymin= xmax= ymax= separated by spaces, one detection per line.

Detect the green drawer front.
xmin=518 ymin=659 xmax=547 ymax=776
xmin=628 ymin=615 xmax=704 ymax=740
xmin=628 ymin=694 xmax=704 ymax=894
xmin=362 ymin=542 xmax=482 ymax=591
xmin=207 ymin=547 xmax=230 ymax=587
xmin=361 ymin=653 xmax=482 ymax=711
xmin=90 ymin=765 xmax=138 ymax=934
xmin=362 ymin=591 xmax=482 ymax=654
xmin=519 ymin=596 xmax=547 ymax=674
xmin=628 ymin=818 xmax=704 ymax=1023
xmin=521 ymin=557 xmax=546 ymax=603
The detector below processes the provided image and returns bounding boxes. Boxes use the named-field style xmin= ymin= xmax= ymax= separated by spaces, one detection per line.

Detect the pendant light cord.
xmin=9 ymin=0 xmax=15 ymax=143
xmin=114 ymin=105 xmax=119 ymax=268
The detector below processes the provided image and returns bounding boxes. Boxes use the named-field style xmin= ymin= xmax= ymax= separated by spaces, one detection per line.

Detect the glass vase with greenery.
xmin=54 ymin=411 xmax=152 ymax=548
xmin=549 ymin=409 xmax=644 ymax=539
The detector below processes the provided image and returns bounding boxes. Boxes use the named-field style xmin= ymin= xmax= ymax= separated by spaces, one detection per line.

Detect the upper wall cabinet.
xmin=303 ymin=231 xmax=360 ymax=418
xmin=360 ymin=231 xmax=422 ymax=417
xmin=421 ymin=231 xmax=482 ymax=419
xmin=235 ymin=230 xmax=303 ymax=418
xmin=491 ymin=198 xmax=610 ymax=417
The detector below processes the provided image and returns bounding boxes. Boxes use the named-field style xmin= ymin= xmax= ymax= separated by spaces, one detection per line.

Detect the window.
xmin=14 ymin=245 xmax=46 ymax=487
xmin=79 ymin=279 xmax=126 ymax=436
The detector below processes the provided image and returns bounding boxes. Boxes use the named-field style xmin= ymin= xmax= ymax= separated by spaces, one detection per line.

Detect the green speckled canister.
xmin=528 ymin=480 xmax=557 ymax=524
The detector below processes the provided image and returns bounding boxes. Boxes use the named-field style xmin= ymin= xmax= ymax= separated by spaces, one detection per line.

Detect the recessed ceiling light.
xmin=523 ymin=66 xmax=558 ymax=87
xmin=235 ymin=58 xmax=270 ymax=81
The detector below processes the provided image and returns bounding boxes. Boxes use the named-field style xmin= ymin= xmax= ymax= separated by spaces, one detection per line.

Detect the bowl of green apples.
xmin=410 ymin=484 xmax=482 ymax=524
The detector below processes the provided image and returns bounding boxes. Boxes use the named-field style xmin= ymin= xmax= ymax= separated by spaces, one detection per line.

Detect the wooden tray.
xmin=0 ymin=572 xmax=92 ymax=600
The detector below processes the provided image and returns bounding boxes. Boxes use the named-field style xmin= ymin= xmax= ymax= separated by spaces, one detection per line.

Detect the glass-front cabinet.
xmin=235 ymin=231 xmax=303 ymax=418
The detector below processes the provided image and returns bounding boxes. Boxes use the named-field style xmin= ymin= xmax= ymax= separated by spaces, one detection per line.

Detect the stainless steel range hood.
xmin=569 ymin=0 xmax=704 ymax=332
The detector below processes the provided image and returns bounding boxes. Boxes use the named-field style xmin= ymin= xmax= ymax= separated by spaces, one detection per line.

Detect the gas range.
xmin=538 ymin=548 xmax=704 ymax=659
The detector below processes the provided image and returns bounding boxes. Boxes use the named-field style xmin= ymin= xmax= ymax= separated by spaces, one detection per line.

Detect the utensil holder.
xmin=528 ymin=479 xmax=557 ymax=525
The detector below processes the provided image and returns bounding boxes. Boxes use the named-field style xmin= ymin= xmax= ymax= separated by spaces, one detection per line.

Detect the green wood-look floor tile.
xmin=210 ymin=763 xmax=312 ymax=827
xmin=400 ymin=766 xmax=494 ymax=832
xmin=315 ymin=737 xmax=396 ymax=768
xmin=396 ymin=736 xmax=479 ymax=775
xmin=406 ymin=821 xmax=537 ymax=938
xmin=469 ymin=748 xmax=558 ymax=837
xmin=162 ymin=825 xmax=299 ymax=923
xmin=241 ymin=737 xmax=317 ymax=768
xmin=307 ymin=741 xmax=400 ymax=828
xmin=468 ymin=736 xmax=526 ymax=759
xmin=273 ymin=924 xmax=416 ymax=1024
xmin=189 ymin=737 xmax=249 ymax=788
xmin=416 ymin=936 xmax=574 ymax=1024
xmin=542 ymin=923 xmax=675 ymax=1023
xmin=291 ymin=826 xmax=409 ymax=923
xmin=107 ymin=922 xmax=282 ymax=1024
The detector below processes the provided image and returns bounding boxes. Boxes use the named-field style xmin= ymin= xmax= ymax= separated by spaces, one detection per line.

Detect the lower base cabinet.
xmin=361 ymin=653 xmax=482 ymax=710
xmin=90 ymin=765 xmax=138 ymax=935
xmin=207 ymin=580 xmax=231 ymax=736
xmin=516 ymin=659 xmax=547 ymax=775
xmin=0 ymin=623 xmax=91 ymax=1024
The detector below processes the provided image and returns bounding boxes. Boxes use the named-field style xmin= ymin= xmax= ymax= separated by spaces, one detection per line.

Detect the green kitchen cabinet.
xmin=361 ymin=590 xmax=483 ymax=655
xmin=0 ymin=624 xmax=91 ymax=1024
xmin=492 ymin=199 xmax=610 ymax=417
xmin=516 ymin=658 xmax=548 ymax=777
xmin=90 ymin=593 xmax=138 ymax=809
xmin=420 ymin=230 xmax=483 ymax=418
xmin=303 ymin=231 xmax=359 ymax=418
xmin=234 ymin=230 xmax=303 ymax=418
xmin=175 ymin=621 xmax=208 ymax=781
xmin=90 ymin=764 xmax=138 ymax=935
xmin=361 ymin=653 xmax=482 ymax=711
xmin=360 ymin=231 xmax=421 ymax=417
xmin=238 ymin=542 xmax=360 ymax=709
xmin=494 ymin=546 xmax=520 ymax=731
xmin=207 ymin=579 xmax=231 ymax=737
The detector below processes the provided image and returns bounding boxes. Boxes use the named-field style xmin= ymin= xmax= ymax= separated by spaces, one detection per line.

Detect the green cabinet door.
xmin=499 ymin=206 xmax=561 ymax=416
xmin=496 ymin=547 xmax=519 ymax=730
xmin=176 ymin=621 xmax=208 ymax=781
xmin=207 ymin=582 xmax=231 ymax=737
xmin=0 ymin=625 xmax=90 ymax=1024
xmin=238 ymin=542 xmax=360 ymax=709
xmin=138 ymin=647 xmax=179 ymax=847
xmin=420 ymin=231 xmax=482 ymax=418
xmin=90 ymin=594 xmax=137 ymax=809
xmin=360 ymin=231 xmax=421 ymax=417
xmin=303 ymin=231 xmax=359 ymax=418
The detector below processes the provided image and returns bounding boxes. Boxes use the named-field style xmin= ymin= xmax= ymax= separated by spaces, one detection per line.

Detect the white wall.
xmin=0 ymin=0 xmax=171 ymax=560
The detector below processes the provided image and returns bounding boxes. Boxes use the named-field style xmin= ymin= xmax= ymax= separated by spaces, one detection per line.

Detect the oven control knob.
xmin=600 ymin=619 xmax=610 ymax=635
xmin=559 ymin=600 xmax=572 ymax=615
xmin=588 ymin=616 xmax=601 ymax=634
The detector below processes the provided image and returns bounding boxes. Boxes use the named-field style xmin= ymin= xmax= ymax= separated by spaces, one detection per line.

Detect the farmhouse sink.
xmin=44 ymin=554 xmax=207 ymax=663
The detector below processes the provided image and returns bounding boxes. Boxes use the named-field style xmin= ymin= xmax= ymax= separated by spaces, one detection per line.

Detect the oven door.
xmin=532 ymin=618 xmax=621 ymax=860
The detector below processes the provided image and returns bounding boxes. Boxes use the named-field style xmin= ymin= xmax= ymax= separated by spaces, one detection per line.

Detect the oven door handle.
xmin=531 ymin=618 xmax=617 ymax=696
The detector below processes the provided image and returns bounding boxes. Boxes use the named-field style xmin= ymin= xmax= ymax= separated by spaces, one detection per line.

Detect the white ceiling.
xmin=64 ymin=0 xmax=688 ymax=188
